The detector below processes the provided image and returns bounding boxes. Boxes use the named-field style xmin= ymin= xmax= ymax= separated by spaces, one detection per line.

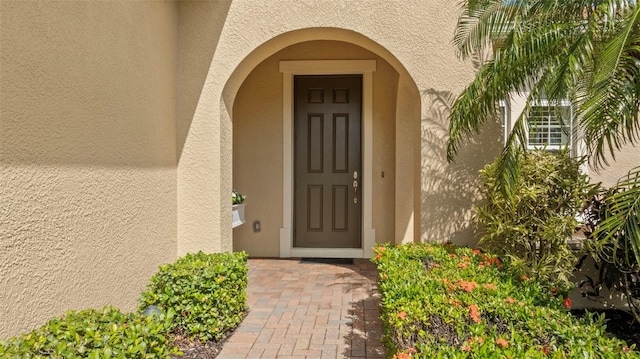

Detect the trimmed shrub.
xmin=0 ymin=306 xmax=177 ymax=358
xmin=475 ymin=149 xmax=596 ymax=286
xmin=373 ymin=243 xmax=637 ymax=358
xmin=139 ymin=251 xmax=248 ymax=342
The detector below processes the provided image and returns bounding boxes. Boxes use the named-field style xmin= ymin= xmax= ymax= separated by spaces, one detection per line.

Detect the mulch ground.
xmin=170 ymin=327 xmax=236 ymax=359
xmin=169 ymin=312 xmax=246 ymax=359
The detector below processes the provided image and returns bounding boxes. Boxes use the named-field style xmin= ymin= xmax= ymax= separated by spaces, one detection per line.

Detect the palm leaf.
xmin=579 ymin=4 xmax=640 ymax=167
xmin=448 ymin=1 xmax=595 ymax=162
xmin=592 ymin=167 xmax=640 ymax=267
xmin=454 ymin=0 xmax=522 ymax=60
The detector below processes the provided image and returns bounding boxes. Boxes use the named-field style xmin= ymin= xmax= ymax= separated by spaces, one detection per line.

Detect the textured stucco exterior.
xmin=176 ymin=0 xmax=233 ymax=256
xmin=2 ymin=0 xmax=639 ymax=340
xmin=588 ymin=144 xmax=639 ymax=188
xmin=1 ymin=1 xmax=178 ymax=338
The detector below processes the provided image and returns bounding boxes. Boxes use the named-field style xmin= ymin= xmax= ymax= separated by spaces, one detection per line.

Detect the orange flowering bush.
xmin=496 ymin=338 xmax=509 ymax=348
xmin=482 ymin=283 xmax=497 ymax=291
xmin=392 ymin=352 xmax=411 ymax=359
xmin=467 ymin=304 xmax=481 ymax=323
xmin=373 ymin=242 xmax=636 ymax=358
xmin=458 ymin=280 xmax=478 ymax=292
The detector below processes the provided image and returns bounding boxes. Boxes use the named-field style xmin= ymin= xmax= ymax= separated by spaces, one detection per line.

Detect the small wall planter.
xmin=232 ymin=203 xmax=246 ymax=228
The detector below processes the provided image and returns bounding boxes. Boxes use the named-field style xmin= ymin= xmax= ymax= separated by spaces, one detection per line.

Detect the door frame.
xmin=279 ymin=60 xmax=376 ymax=259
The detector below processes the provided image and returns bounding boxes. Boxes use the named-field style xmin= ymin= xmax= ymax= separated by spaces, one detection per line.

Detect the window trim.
xmin=499 ymin=99 xmax=510 ymax=146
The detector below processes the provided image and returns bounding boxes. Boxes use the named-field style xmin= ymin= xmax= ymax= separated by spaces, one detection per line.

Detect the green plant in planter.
xmin=475 ymin=149 xmax=597 ymax=287
xmin=232 ymin=189 xmax=246 ymax=205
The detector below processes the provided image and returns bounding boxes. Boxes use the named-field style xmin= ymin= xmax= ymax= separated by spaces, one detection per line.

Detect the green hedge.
xmin=373 ymin=243 xmax=638 ymax=359
xmin=0 ymin=251 xmax=249 ymax=356
xmin=0 ymin=306 xmax=178 ymax=358
xmin=139 ymin=251 xmax=248 ymax=342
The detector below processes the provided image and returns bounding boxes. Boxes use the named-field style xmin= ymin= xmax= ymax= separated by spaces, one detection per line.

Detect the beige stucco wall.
xmin=0 ymin=1 xmax=177 ymax=338
xmin=178 ymin=0 xmax=487 ymax=254
xmin=588 ymin=144 xmax=639 ymax=188
xmin=570 ymin=255 xmax=629 ymax=310
xmin=231 ymin=48 xmax=284 ymax=257
xmin=232 ymin=41 xmax=399 ymax=257
xmin=205 ymin=0 xmax=498 ymax=253
xmin=176 ymin=0 xmax=233 ymax=256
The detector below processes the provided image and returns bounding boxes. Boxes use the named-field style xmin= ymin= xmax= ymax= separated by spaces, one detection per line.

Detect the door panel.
xmin=294 ymin=75 xmax=362 ymax=248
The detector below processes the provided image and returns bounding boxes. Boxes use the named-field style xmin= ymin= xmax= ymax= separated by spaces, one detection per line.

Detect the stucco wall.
xmin=588 ymin=144 xmax=639 ymax=188
xmin=0 ymin=1 xmax=177 ymax=338
xmin=176 ymin=0 xmax=233 ymax=256
xmin=232 ymin=40 xmax=399 ymax=257
xmin=231 ymin=48 xmax=284 ymax=257
xmin=180 ymin=0 xmax=487 ymax=254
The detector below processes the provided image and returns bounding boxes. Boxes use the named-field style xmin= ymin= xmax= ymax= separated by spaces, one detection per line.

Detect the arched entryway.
xmin=223 ymin=29 xmax=420 ymax=258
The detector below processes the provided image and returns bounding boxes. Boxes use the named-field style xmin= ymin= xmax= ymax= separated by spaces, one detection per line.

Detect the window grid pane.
xmin=528 ymin=105 xmax=571 ymax=150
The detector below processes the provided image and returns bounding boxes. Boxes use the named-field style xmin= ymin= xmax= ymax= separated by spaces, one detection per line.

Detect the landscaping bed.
xmin=572 ymin=309 xmax=640 ymax=349
xmin=373 ymin=243 xmax=638 ymax=358
xmin=0 ymin=251 xmax=248 ymax=358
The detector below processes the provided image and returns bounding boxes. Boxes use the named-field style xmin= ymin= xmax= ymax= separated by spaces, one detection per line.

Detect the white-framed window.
xmin=502 ymin=95 xmax=576 ymax=154
xmin=503 ymin=95 xmax=587 ymax=174
xmin=526 ymin=100 xmax=573 ymax=153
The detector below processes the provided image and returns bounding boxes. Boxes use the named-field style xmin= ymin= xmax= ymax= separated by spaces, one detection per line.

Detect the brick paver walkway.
xmin=217 ymin=258 xmax=385 ymax=359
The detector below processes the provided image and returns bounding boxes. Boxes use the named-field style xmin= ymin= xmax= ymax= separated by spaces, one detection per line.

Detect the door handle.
xmin=353 ymin=171 xmax=358 ymax=204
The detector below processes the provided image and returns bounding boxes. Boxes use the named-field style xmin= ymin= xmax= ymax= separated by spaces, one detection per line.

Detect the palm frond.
xmin=592 ymin=167 xmax=640 ymax=267
xmin=494 ymin=119 xmax=524 ymax=197
xmin=454 ymin=0 xmax=523 ymax=60
xmin=576 ymin=3 xmax=640 ymax=167
xmin=449 ymin=1 xmax=598 ymax=162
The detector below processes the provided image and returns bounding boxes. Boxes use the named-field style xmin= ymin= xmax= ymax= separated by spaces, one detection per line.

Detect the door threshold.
xmin=289 ymin=248 xmax=364 ymax=259
xmin=300 ymin=258 xmax=355 ymax=265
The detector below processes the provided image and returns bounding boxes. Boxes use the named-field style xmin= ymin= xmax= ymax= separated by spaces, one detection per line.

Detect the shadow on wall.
xmin=420 ymin=88 xmax=502 ymax=245
xmin=1 ymin=1 xmax=229 ymax=168
xmin=176 ymin=0 xmax=232 ymax=161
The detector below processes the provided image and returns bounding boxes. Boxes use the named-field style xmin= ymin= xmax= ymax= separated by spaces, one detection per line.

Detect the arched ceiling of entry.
xmin=221 ymin=27 xmax=417 ymax=115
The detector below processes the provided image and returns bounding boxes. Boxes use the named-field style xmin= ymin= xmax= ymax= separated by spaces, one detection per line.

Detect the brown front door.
xmin=294 ymin=75 xmax=362 ymax=248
